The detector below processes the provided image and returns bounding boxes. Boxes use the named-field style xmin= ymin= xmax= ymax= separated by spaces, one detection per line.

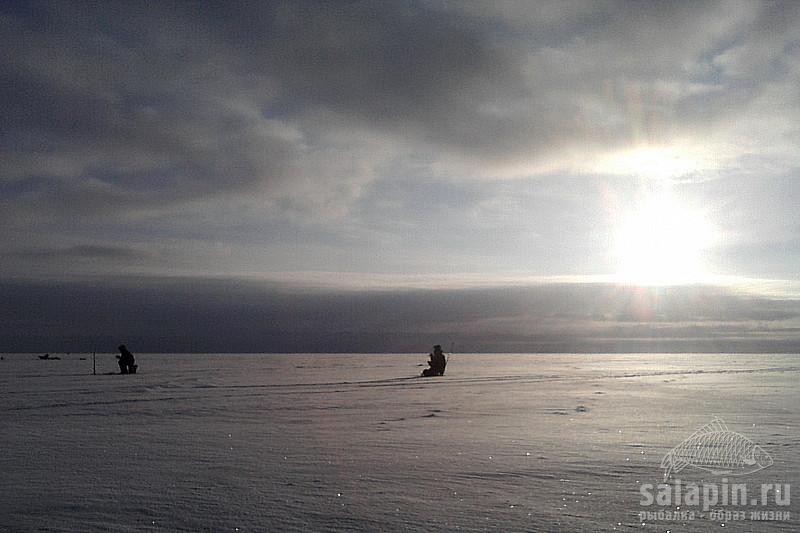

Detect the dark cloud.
xmin=4 ymin=0 xmax=796 ymax=211
xmin=11 ymin=244 xmax=153 ymax=261
xmin=2 ymin=277 xmax=798 ymax=353
xmin=0 ymin=1 xmax=798 ymax=308
xmin=1 ymin=2 xmax=298 ymax=205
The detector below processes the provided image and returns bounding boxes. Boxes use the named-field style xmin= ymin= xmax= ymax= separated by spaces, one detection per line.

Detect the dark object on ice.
xmin=38 ymin=353 xmax=61 ymax=360
xmin=117 ymin=344 xmax=137 ymax=374
xmin=421 ymin=345 xmax=447 ymax=377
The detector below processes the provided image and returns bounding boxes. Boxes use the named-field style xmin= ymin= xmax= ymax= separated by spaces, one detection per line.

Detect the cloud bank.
xmin=3 ymin=277 xmax=799 ymax=353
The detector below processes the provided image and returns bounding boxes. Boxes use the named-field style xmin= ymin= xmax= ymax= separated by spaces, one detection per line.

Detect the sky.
xmin=2 ymin=1 xmax=800 ymax=353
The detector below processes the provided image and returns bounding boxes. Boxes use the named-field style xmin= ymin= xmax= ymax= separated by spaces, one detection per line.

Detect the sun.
xmin=613 ymin=192 xmax=713 ymax=285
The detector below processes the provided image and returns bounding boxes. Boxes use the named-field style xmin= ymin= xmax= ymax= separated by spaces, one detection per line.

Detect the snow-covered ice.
xmin=1 ymin=353 xmax=798 ymax=532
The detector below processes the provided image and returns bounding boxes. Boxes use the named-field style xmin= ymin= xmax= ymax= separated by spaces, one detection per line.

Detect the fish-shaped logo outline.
xmin=661 ymin=417 xmax=773 ymax=482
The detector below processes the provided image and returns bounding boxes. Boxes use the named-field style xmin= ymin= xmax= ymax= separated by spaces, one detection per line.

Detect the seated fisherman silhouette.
xmin=421 ymin=344 xmax=447 ymax=377
xmin=117 ymin=344 xmax=137 ymax=374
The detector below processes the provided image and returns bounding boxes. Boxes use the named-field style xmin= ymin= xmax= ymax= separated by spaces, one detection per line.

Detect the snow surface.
xmin=1 ymin=353 xmax=798 ymax=532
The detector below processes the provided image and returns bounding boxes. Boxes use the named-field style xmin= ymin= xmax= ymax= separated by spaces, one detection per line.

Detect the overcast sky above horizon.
xmin=2 ymin=1 xmax=800 ymax=352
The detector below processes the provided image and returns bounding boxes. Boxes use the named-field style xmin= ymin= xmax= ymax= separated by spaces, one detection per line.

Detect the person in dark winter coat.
xmin=117 ymin=344 xmax=137 ymax=374
xmin=422 ymin=345 xmax=447 ymax=377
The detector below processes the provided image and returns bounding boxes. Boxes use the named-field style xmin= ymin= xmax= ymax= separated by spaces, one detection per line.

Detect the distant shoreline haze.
xmin=3 ymin=277 xmax=799 ymax=354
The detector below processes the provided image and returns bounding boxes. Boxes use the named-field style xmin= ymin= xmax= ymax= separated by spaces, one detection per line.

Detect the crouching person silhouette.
xmin=117 ymin=344 xmax=137 ymax=374
xmin=421 ymin=345 xmax=447 ymax=377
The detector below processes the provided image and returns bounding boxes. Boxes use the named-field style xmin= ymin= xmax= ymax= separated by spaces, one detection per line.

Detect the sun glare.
xmin=614 ymin=193 xmax=713 ymax=285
